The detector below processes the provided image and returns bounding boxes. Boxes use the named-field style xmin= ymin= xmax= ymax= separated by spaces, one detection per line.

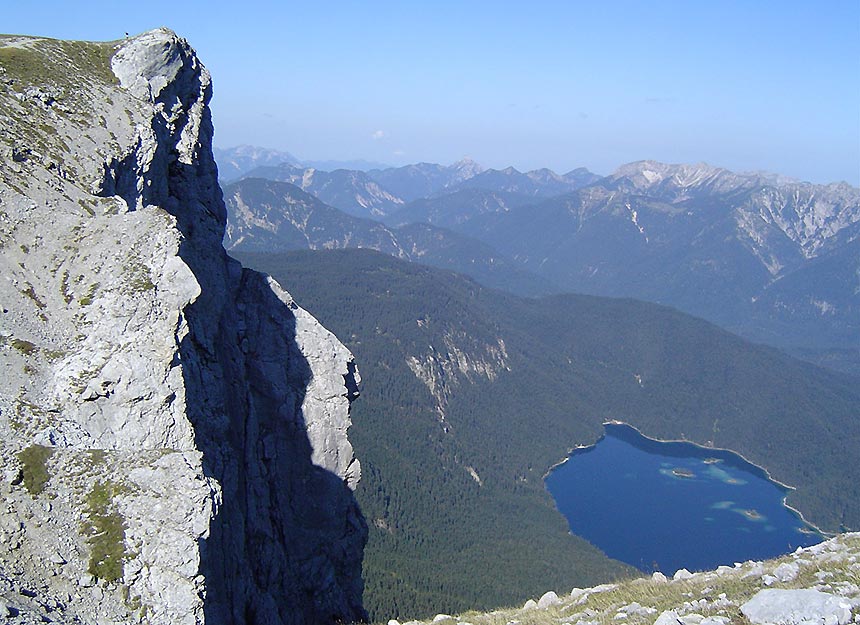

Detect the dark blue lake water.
xmin=545 ymin=422 xmax=822 ymax=573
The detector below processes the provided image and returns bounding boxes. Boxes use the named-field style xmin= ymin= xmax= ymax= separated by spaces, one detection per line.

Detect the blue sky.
xmin=4 ymin=1 xmax=859 ymax=184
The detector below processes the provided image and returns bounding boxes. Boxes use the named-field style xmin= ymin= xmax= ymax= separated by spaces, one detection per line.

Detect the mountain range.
xmin=222 ymin=178 xmax=556 ymax=296
xmin=2 ymin=28 xmax=858 ymax=625
xmin=213 ymin=144 xmax=391 ymax=182
xmin=216 ymin=151 xmax=860 ymax=375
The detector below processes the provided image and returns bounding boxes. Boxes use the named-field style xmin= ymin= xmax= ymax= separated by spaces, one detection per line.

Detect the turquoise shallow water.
xmin=545 ymin=422 xmax=822 ymax=573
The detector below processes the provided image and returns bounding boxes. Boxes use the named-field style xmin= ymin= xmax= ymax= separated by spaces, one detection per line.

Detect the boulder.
xmin=741 ymin=588 xmax=853 ymax=625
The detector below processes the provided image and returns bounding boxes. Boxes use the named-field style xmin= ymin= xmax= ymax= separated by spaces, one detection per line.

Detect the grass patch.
xmin=0 ymin=38 xmax=118 ymax=88
xmin=16 ymin=445 xmax=54 ymax=494
xmin=81 ymin=479 xmax=129 ymax=583
xmin=11 ymin=337 xmax=37 ymax=355
xmin=0 ymin=45 xmax=43 ymax=83
xmin=125 ymin=261 xmax=155 ymax=293
xmin=21 ymin=283 xmax=46 ymax=309
xmin=77 ymin=198 xmax=95 ymax=217
xmin=79 ymin=282 xmax=100 ymax=306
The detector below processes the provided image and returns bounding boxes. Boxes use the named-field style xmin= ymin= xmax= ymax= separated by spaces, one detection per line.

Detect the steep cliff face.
xmin=0 ymin=29 xmax=365 ymax=624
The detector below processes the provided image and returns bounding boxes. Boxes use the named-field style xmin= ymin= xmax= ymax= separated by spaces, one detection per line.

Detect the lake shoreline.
xmin=598 ymin=420 xmax=833 ymax=539
xmin=544 ymin=419 xmax=831 ymax=572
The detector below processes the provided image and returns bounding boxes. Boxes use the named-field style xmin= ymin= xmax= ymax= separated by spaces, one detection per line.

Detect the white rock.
xmin=673 ymin=568 xmax=694 ymax=581
xmin=741 ymin=588 xmax=853 ymax=625
xmin=773 ymin=561 xmax=801 ymax=582
xmin=654 ymin=611 xmax=682 ymax=625
xmin=433 ymin=615 xmax=452 ymax=622
xmin=619 ymin=602 xmax=656 ymax=616
xmin=521 ymin=599 xmax=537 ymax=611
xmin=538 ymin=591 xmax=561 ymax=609
xmin=387 ymin=620 xmax=400 ymax=625
xmin=651 ymin=571 xmax=668 ymax=583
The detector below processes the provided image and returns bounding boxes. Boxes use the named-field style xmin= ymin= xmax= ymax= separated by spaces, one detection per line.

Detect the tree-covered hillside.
xmin=235 ymin=249 xmax=860 ymax=621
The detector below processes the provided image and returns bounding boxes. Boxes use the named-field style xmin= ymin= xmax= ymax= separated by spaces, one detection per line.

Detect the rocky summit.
xmin=0 ymin=29 xmax=365 ymax=624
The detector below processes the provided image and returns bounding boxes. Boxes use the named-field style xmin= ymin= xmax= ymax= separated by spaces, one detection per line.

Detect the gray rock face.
xmin=0 ymin=28 xmax=365 ymax=625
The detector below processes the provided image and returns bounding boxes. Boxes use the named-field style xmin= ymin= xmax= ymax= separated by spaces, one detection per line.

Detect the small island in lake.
xmin=742 ymin=509 xmax=762 ymax=521
xmin=703 ymin=458 xmax=722 ymax=465
xmin=672 ymin=467 xmax=695 ymax=478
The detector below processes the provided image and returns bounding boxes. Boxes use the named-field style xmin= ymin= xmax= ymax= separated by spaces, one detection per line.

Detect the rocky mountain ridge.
xmin=212 ymin=144 xmax=302 ymax=182
xmin=0 ymin=29 xmax=365 ymax=625
xmin=221 ymin=150 xmax=859 ymax=372
xmin=239 ymin=162 xmax=406 ymax=218
xmin=367 ymin=159 xmax=486 ymax=202
xmin=222 ymin=177 xmax=556 ymax=296
xmin=608 ymin=160 xmax=860 ymax=261
xmin=410 ymin=161 xmax=859 ymax=372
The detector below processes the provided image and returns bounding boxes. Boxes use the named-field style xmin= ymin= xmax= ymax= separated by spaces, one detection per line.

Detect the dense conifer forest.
xmin=235 ymin=248 xmax=860 ymax=620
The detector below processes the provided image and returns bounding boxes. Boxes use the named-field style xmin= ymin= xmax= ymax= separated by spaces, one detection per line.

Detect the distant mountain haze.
xmin=214 ymin=149 xmax=860 ymax=375
xmin=222 ymin=178 xmax=557 ymax=296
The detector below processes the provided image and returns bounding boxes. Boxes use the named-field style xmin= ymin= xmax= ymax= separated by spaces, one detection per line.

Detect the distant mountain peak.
xmin=451 ymin=157 xmax=485 ymax=177
xmin=612 ymin=160 xmax=731 ymax=189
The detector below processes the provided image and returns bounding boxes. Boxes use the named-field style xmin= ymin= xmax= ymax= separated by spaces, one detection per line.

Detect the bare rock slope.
xmin=0 ymin=29 xmax=365 ymax=624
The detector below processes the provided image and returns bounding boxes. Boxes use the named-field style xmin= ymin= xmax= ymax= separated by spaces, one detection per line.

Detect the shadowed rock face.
xmin=0 ymin=28 xmax=365 ymax=625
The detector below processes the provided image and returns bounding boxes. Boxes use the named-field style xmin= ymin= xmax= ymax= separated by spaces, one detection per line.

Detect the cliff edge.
xmin=0 ymin=28 xmax=366 ymax=624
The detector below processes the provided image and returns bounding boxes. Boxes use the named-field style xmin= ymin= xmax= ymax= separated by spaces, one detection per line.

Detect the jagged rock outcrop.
xmin=0 ymin=29 xmax=365 ymax=624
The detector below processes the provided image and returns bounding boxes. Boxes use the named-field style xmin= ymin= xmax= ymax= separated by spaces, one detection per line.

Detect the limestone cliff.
xmin=0 ymin=29 xmax=365 ymax=624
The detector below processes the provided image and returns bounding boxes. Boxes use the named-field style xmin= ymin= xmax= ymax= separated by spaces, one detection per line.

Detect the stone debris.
xmin=772 ymin=560 xmax=801 ymax=582
xmin=617 ymin=602 xmax=656 ymax=617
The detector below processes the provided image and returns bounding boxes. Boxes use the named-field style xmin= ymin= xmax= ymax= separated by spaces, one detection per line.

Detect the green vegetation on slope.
xmin=0 ymin=36 xmax=118 ymax=87
xmin=16 ymin=444 xmax=55 ymax=495
xmin=235 ymin=248 xmax=860 ymax=621
xmin=81 ymin=479 xmax=129 ymax=583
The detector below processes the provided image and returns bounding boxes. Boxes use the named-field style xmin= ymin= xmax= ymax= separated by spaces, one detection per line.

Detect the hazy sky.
xmin=5 ymin=1 xmax=859 ymax=184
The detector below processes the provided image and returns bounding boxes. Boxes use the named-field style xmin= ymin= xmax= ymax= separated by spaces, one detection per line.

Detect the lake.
xmin=545 ymin=422 xmax=822 ymax=574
